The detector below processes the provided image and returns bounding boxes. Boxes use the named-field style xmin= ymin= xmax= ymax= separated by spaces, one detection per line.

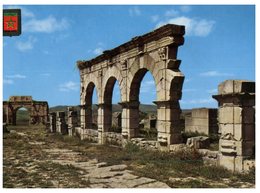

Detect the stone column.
xmin=49 ymin=112 xmax=56 ymax=132
xmin=56 ymin=111 xmax=67 ymax=134
xmin=154 ymin=100 xmax=182 ymax=146
xmin=119 ymin=101 xmax=140 ymax=139
xmin=97 ymin=103 xmax=112 ymax=144
xmin=85 ymin=104 xmax=93 ymax=129
xmin=213 ymin=80 xmax=255 ymax=172
xmin=67 ymin=107 xmax=78 ymax=136
xmin=79 ymin=105 xmax=86 ymax=129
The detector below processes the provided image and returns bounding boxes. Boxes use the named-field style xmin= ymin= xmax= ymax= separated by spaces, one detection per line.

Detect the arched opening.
xmin=85 ymin=82 xmax=98 ymax=130
xmin=104 ymin=76 xmax=122 ymax=133
xmin=129 ymin=69 xmax=157 ymax=139
xmin=15 ymin=107 xmax=30 ymax=126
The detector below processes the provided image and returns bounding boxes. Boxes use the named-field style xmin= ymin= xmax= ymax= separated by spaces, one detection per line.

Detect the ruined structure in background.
xmin=55 ymin=111 xmax=67 ymax=134
xmin=185 ymin=108 xmax=218 ymax=135
xmin=49 ymin=112 xmax=56 ymax=132
xmin=77 ymin=24 xmax=185 ymax=147
xmin=67 ymin=107 xmax=78 ymax=136
xmin=3 ymin=96 xmax=48 ymax=125
xmin=213 ymin=80 xmax=255 ymax=172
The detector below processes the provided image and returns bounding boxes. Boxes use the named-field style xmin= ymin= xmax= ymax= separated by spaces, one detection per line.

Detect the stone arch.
xmin=101 ymin=65 xmax=124 ymax=103
xmin=128 ymin=67 xmax=158 ymax=138
xmin=81 ymin=73 xmax=100 ymax=105
xmin=3 ymin=96 xmax=48 ymax=126
xmin=101 ymin=76 xmax=122 ymax=133
xmin=83 ymin=81 xmax=99 ymax=129
xmin=127 ymin=54 xmax=159 ymax=101
xmin=14 ymin=106 xmax=31 ymax=125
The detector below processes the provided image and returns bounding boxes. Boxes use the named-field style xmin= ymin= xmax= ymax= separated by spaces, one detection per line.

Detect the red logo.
xmin=3 ymin=9 xmax=21 ymax=36
xmin=4 ymin=13 xmax=18 ymax=31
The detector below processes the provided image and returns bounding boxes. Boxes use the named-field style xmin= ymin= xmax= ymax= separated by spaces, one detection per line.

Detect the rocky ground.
xmin=3 ymin=126 xmax=255 ymax=188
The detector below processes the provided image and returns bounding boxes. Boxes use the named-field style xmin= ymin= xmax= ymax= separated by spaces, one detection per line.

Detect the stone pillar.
xmin=56 ymin=111 xmax=67 ymax=134
xmin=67 ymin=107 xmax=78 ymax=136
xmin=213 ymin=80 xmax=255 ymax=172
xmin=85 ymin=104 xmax=93 ymax=129
xmin=49 ymin=112 xmax=56 ymax=132
xmin=97 ymin=103 xmax=112 ymax=144
xmin=154 ymin=100 xmax=182 ymax=146
xmin=79 ymin=105 xmax=86 ymax=129
xmin=119 ymin=101 xmax=140 ymax=139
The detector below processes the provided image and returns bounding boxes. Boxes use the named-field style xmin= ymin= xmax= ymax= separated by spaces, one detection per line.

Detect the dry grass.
xmin=3 ymin=125 xmax=255 ymax=188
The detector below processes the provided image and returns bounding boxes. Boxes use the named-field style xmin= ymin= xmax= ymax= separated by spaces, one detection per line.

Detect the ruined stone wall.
xmin=185 ymin=108 xmax=218 ymax=135
xmin=3 ymin=96 xmax=48 ymax=126
xmin=77 ymin=24 xmax=186 ymax=148
xmin=213 ymin=80 xmax=255 ymax=172
xmin=81 ymin=129 xmax=99 ymax=142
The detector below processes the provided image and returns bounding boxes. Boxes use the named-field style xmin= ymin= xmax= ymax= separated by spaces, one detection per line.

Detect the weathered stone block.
xmin=218 ymin=106 xmax=242 ymax=124
xmin=218 ymin=80 xmax=255 ymax=95
xmin=186 ymin=136 xmax=210 ymax=149
xmin=219 ymin=154 xmax=235 ymax=171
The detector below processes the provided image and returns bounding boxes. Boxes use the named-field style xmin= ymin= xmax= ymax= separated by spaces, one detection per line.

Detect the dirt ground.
xmin=3 ymin=125 xmax=255 ymax=188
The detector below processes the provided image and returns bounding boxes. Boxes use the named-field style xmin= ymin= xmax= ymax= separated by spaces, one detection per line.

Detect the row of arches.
xmin=80 ymin=58 xmax=184 ymax=146
xmin=78 ymin=24 xmax=186 ymax=146
xmin=84 ymin=70 xmax=156 ymax=136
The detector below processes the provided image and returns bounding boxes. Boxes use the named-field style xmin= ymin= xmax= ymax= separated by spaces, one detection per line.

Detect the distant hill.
xmin=49 ymin=105 xmax=190 ymax=115
xmin=49 ymin=104 xmax=157 ymax=114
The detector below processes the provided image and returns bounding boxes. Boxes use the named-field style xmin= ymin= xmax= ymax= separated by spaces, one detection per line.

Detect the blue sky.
xmin=3 ymin=5 xmax=255 ymax=109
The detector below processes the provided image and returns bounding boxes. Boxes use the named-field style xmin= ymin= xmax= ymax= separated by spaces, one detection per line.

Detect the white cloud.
xmin=129 ymin=6 xmax=141 ymax=17
xmin=200 ymin=71 xmax=234 ymax=77
xmin=156 ymin=16 xmax=215 ymax=37
xmin=59 ymin=81 xmax=79 ymax=92
xmin=179 ymin=6 xmax=192 ymax=13
xmin=93 ymin=48 xmax=103 ymax=55
xmin=165 ymin=9 xmax=179 ymax=17
xmin=181 ymin=98 xmax=215 ymax=104
xmin=207 ymin=88 xmax=218 ymax=94
xmin=23 ymin=15 xmax=69 ymax=33
xmin=3 ymin=79 xmax=14 ymax=85
xmin=193 ymin=19 xmax=215 ymax=37
xmin=16 ymin=36 xmax=37 ymax=52
xmin=6 ymin=74 xmax=26 ymax=79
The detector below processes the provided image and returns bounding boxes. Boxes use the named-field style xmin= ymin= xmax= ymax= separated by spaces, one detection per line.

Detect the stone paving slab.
xmin=42 ymin=148 xmax=170 ymax=188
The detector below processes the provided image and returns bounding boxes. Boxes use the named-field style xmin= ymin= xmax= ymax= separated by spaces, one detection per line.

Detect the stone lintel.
xmin=77 ymin=24 xmax=185 ymax=70
xmin=118 ymin=101 xmax=140 ymax=108
xmin=153 ymin=100 xmax=180 ymax=109
xmin=96 ymin=103 xmax=112 ymax=108
xmin=212 ymin=93 xmax=255 ymax=104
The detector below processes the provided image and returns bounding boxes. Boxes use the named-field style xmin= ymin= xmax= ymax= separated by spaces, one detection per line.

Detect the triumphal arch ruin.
xmin=77 ymin=24 xmax=185 ymax=146
xmin=3 ymin=96 xmax=49 ymax=125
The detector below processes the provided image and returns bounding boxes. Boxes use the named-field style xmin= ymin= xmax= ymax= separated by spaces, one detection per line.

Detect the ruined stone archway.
xmin=77 ymin=24 xmax=185 ymax=146
xmin=3 ymin=96 xmax=49 ymax=125
xmin=84 ymin=82 xmax=96 ymax=130
xmin=15 ymin=107 xmax=30 ymax=125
